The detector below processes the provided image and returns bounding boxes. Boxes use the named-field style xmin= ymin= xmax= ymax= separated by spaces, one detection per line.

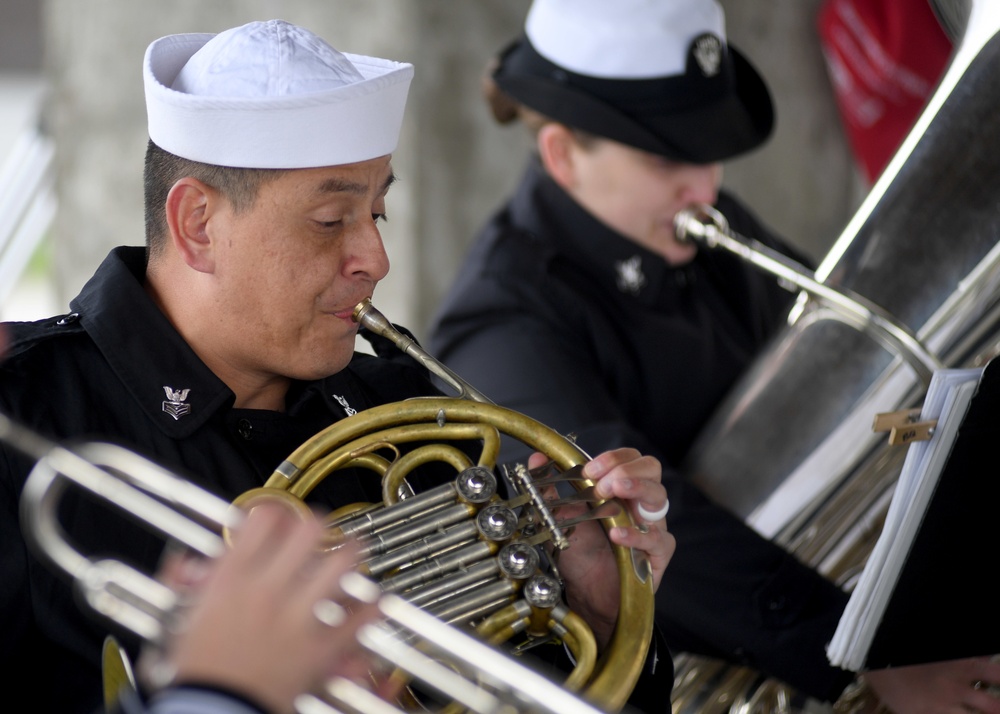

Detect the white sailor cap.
xmin=143 ymin=19 xmax=414 ymax=169
xmin=526 ymin=0 xmax=726 ymax=79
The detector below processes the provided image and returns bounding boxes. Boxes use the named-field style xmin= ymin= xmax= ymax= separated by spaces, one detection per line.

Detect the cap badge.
xmin=615 ymin=255 xmax=647 ymax=295
xmin=692 ymin=33 xmax=723 ymax=77
xmin=162 ymin=386 xmax=192 ymax=420
xmin=333 ymin=394 xmax=357 ymax=417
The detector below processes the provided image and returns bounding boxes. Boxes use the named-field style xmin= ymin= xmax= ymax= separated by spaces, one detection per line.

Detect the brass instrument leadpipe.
xmin=674 ymin=203 xmax=944 ymax=385
xmin=354 ymin=297 xmax=496 ymax=404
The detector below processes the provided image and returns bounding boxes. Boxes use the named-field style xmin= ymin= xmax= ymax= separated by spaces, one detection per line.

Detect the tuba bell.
xmin=10 ymin=299 xmax=655 ymax=714
xmin=669 ymin=0 xmax=1000 ymax=711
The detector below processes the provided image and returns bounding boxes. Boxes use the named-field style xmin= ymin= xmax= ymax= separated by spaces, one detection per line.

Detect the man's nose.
xmin=349 ymin=220 xmax=391 ymax=282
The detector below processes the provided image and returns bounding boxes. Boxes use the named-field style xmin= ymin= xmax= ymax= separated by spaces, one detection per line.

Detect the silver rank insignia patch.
xmin=615 ymin=255 xmax=647 ymax=295
xmin=162 ymin=386 xmax=192 ymax=420
xmin=333 ymin=394 xmax=357 ymax=417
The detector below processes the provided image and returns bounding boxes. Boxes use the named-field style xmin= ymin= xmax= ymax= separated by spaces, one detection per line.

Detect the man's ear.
xmin=536 ymin=123 xmax=578 ymax=191
xmin=164 ymin=177 xmax=219 ymax=273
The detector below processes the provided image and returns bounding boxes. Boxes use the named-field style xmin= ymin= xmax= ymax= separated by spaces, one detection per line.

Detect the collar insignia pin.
xmin=615 ymin=255 xmax=647 ymax=295
xmin=333 ymin=394 xmax=357 ymax=417
xmin=162 ymin=386 xmax=192 ymax=421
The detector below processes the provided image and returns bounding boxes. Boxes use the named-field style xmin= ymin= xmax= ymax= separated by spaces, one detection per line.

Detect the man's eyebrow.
xmin=318 ymin=172 xmax=397 ymax=196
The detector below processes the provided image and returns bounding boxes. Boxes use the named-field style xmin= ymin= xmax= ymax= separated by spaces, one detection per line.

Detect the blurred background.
xmin=0 ymin=0 xmax=871 ymax=340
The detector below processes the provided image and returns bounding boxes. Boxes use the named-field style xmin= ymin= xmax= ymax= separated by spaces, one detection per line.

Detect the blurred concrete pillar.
xmin=41 ymin=0 xmax=857 ymax=340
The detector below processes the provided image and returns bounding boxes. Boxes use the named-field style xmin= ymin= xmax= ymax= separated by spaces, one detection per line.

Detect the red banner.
xmin=818 ymin=0 xmax=952 ymax=184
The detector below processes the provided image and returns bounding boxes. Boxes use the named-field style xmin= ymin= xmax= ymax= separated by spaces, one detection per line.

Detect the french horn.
xmin=10 ymin=299 xmax=656 ymax=714
xmin=668 ymin=0 xmax=1000 ymax=711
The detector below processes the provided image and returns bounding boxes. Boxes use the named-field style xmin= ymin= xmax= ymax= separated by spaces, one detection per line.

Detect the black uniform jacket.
xmin=428 ymin=161 xmax=856 ymax=702
xmin=0 ymin=246 xmax=669 ymax=713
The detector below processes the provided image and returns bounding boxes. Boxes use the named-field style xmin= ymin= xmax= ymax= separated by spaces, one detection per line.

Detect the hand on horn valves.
xmin=529 ymin=447 xmax=675 ymax=651
xmin=138 ymin=503 xmax=382 ymax=714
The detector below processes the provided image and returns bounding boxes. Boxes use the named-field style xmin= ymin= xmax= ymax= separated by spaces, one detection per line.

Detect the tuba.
xmin=10 ymin=299 xmax=655 ymax=714
xmin=669 ymin=0 xmax=1000 ymax=711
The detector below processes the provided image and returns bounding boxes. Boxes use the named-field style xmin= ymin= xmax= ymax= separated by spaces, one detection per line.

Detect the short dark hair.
xmin=482 ymin=62 xmax=598 ymax=149
xmin=143 ymin=140 xmax=287 ymax=258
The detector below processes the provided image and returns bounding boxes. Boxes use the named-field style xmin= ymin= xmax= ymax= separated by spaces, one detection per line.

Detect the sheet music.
xmin=826 ymin=366 xmax=983 ymax=671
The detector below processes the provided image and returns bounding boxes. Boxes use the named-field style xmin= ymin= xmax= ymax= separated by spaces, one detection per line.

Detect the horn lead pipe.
xmin=674 ymin=204 xmax=944 ymax=385
xmin=353 ymin=298 xmax=495 ymax=404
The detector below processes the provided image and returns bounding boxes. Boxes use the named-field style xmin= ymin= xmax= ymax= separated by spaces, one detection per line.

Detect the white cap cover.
xmin=143 ymin=20 xmax=414 ymax=169
xmin=525 ymin=0 xmax=725 ymax=80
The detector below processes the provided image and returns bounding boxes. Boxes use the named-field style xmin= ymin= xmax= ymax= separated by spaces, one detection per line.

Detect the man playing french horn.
xmin=0 ymin=19 xmax=675 ymax=714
